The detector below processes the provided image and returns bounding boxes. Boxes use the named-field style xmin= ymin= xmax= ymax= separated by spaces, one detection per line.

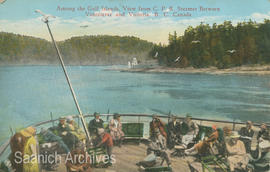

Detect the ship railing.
xmin=0 ymin=113 xmax=268 ymax=159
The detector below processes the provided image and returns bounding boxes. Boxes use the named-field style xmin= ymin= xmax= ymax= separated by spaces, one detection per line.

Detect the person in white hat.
xmin=66 ymin=116 xmax=86 ymax=143
xmin=181 ymin=114 xmax=199 ymax=149
xmin=96 ymin=128 xmax=113 ymax=166
xmin=225 ymin=131 xmax=249 ymax=172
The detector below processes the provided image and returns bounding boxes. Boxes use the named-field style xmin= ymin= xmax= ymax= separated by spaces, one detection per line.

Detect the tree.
xmin=150 ymin=19 xmax=270 ymax=68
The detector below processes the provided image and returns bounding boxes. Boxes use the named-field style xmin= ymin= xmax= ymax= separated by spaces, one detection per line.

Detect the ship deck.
xmin=43 ymin=120 xmax=262 ymax=172
xmin=49 ymin=143 xmax=193 ymax=172
xmin=0 ymin=114 xmax=264 ymax=172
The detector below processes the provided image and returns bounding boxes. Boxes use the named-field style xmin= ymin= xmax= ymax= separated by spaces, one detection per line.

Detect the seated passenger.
xmin=88 ymin=112 xmax=104 ymax=137
xmin=56 ymin=117 xmax=78 ymax=150
xmin=185 ymin=125 xmax=219 ymax=155
xmin=181 ymin=114 xmax=199 ymax=149
xmin=57 ymin=117 xmax=68 ymax=137
xmin=239 ymin=121 xmax=254 ymax=153
xmin=66 ymin=116 xmax=86 ymax=142
xmin=167 ymin=115 xmax=181 ymax=149
xmin=109 ymin=113 xmax=125 ymax=147
xmin=257 ymin=123 xmax=270 ymax=142
xmin=40 ymin=128 xmax=70 ymax=153
xmin=223 ymin=126 xmax=232 ymax=142
xmin=150 ymin=114 xmax=167 ymax=149
xmin=226 ymin=131 xmax=249 ymax=172
xmin=248 ymin=136 xmax=270 ymax=171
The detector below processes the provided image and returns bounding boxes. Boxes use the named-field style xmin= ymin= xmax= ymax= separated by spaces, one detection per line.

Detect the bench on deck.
xmin=122 ymin=123 xmax=144 ymax=144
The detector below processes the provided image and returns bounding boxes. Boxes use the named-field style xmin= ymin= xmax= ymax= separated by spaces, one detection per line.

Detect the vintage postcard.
xmin=0 ymin=0 xmax=270 ymax=171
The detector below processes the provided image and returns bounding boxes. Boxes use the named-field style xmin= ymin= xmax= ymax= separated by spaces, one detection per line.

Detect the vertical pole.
xmin=138 ymin=116 xmax=141 ymax=144
xmin=168 ymin=110 xmax=171 ymax=124
xmin=107 ymin=109 xmax=110 ymax=122
xmin=50 ymin=112 xmax=54 ymax=127
xmin=45 ymin=20 xmax=91 ymax=143
xmin=232 ymin=119 xmax=236 ymax=131
xmin=9 ymin=126 xmax=14 ymax=136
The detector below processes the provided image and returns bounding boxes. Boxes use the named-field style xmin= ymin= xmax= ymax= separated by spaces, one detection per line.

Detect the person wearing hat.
xmin=55 ymin=117 xmax=79 ymax=150
xmin=88 ymin=112 xmax=104 ymax=137
xmin=239 ymin=121 xmax=254 ymax=153
xmin=150 ymin=114 xmax=167 ymax=149
xmin=226 ymin=131 xmax=249 ymax=172
xmin=20 ymin=126 xmax=39 ymax=172
xmin=66 ymin=116 xmax=86 ymax=144
xmin=109 ymin=113 xmax=125 ymax=147
xmin=181 ymin=114 xmax=199 ymax=149
xmin=257 ymin=123 xmax=270 ymax=141
xmin=167 ymin=115 xmax=181 ymax=149
xmin=96 ymin=128 xmax=113 ymax=166
xmin=185 ymin=125 xmax=219 ymax=155
xmin=57 ymin=117 xmax=68 ymax=136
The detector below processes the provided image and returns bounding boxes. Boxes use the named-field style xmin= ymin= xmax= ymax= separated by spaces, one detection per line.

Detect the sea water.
xmin=0 ymin=65 xmax=270 ymax=143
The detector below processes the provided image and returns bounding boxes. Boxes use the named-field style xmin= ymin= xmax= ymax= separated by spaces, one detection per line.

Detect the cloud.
xmin=250 ymin=12 xmax=270 ymax=22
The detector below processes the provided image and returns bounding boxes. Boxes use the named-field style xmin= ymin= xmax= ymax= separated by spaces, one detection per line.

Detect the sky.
xmin=0 ymin=0 xmax=270 ymax=44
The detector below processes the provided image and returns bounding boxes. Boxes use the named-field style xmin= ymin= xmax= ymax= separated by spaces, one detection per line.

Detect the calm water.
xmin=1 ymin=65 xmax=270 ymax=143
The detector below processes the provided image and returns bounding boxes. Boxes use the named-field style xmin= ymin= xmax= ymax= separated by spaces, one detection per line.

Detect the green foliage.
xmin=150 ymin=20 xmax=270 ymax=68
xmin=0 ymin=33 xmax=153 ymax=65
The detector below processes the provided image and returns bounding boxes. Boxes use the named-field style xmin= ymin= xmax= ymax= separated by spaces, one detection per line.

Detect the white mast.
xmin=35 ymin=10 xmax=91 ymax=143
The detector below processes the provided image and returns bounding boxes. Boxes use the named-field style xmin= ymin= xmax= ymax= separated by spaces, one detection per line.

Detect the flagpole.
xmin=44 ymin=20 xmax=91 ymax=143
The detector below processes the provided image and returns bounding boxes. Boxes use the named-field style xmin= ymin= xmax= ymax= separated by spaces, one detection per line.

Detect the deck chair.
xmin=190 ymin=128 xmax=229 ymax=172
xmin=171 ymin=125 xmax=213 ymax=158
xmin=199 ymin=128 xmax=230 ymax=172
xmin=87 ymin=147 xmax=107 ymax=168
xmin=200 ymin=155 xmax=228 ymax=172
xmin=248 ymin=151 xmax=270 ymax=171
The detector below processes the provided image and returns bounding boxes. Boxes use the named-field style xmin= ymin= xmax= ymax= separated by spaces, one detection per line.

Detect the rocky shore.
xmin=109 ymin=65 xmax=270 ymax=75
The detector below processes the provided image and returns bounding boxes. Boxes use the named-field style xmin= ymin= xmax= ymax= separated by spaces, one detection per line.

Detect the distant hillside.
xmin=0 ymin=32 xmax=154 ymax=65
xmin=150 ymin=19 xmax=270 ymax=69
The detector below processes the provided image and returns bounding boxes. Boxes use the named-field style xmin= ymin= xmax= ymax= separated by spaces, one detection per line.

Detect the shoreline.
xmin=109 ymin=65 xmax=270 ymax=75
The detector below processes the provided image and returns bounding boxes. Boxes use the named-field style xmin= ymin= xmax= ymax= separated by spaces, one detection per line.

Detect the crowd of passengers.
xmin=150 ymin=114 xmax=270 ymax=172
xmin=7 ymin=113 xmax=270 ymax=172
xmin=8 ymin=112 xmax=124 ymax=172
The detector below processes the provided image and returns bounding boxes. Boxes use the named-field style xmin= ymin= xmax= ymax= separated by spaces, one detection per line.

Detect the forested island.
xmin=1 ymin=19 xmax=270 ymax=69
xmin=0 ymin=33 xmax=153 ymax=65
xmin=150 ymin=19 xmax=270 ymax=69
